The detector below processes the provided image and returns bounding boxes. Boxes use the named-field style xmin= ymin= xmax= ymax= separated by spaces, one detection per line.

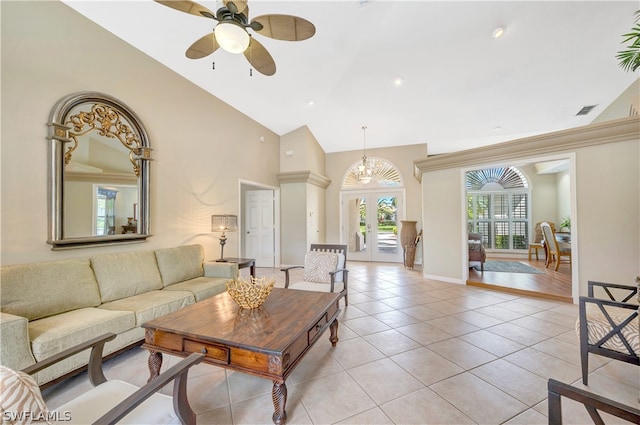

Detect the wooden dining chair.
xmin=541 ymin=221 xmax=571 ymax=271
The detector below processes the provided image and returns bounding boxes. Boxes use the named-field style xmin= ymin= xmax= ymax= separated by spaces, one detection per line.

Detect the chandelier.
xmin=357 ymin=126 xmax=375 ymax=184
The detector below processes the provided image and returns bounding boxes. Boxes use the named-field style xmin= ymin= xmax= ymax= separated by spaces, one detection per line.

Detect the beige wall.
xmin=280 ymin=126 xmax=326 ymax=175
xmin=593 ymin=78 xmax=639 ymax=123
xmin=1 ymin=1 xmax=279 ymax=265
xmin=418 ymin=119 xmax=640 ymax=298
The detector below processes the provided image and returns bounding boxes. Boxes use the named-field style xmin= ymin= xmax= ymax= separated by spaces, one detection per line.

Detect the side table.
xmin=219 ymin=257 xmax=256 ymax=277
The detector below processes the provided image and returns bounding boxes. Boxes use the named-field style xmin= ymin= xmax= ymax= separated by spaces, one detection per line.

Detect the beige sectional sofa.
xmin=0 ymin=244 xmax=237 ymax=386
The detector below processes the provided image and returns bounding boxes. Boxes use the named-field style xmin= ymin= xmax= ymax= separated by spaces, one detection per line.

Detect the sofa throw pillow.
xmin=0 ymin=365 xmax=51 ymax=424
xmin=155 ymin=245 xmax=205 ymax=287
xmin=303 ymin=252 xmax=339 ymax=284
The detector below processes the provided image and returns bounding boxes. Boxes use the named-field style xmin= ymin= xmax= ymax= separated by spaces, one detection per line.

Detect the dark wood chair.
xmin=578 ymin=279 xmax=639 ymax=385
xmin=281 ymin=244 xmax=349 ymax=305
xmin=547 ymin=379 xmax=640 ymax=424
xmin=2 ymin=333 xmax=204 ymax=425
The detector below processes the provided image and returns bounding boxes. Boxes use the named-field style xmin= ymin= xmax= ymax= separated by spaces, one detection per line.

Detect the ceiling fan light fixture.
xmin=215 ymin=21 xmax=250 ymax=53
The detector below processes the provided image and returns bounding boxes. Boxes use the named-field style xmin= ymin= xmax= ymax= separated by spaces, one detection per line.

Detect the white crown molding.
xmin=413 ymin=116 xmax=640 ymax=181
xmin=277 ymin=171 xmax=331 ymax=189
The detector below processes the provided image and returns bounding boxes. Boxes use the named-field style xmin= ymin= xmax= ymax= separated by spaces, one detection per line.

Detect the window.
xmin=466 ymin=167 xmax=530 ymax=250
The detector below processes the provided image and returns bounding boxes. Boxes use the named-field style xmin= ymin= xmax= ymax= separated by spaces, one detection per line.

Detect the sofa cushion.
xmin=155 ymin=245 xmax=204 ymax=287
xmin=163 ymin=276 xmax=228 ymax=302
xmin=303 ymin=252 xmax=339 ymax=284
xmin=0 ymin=259 xmax=101 ymax=321
xmin=29 ymin=308 xmax=135 ymax=361
xmin=91 ymin=250 xmax=163 ymax=303
xmin=99 ymin=290 xmax=194 ymax=326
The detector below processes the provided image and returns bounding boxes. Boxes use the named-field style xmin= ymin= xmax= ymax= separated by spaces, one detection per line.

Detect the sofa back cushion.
xmin=0 ymin=259 xmax=101 ymax=321
xmin=155 ymin=244 xmax=205 ymax=287
xmin=91 ymin=250 xmax=163 ymax=303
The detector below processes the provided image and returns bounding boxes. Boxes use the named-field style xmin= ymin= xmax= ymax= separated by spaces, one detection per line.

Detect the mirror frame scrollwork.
xmin=47 ymin=91 xmax=152 ymax=249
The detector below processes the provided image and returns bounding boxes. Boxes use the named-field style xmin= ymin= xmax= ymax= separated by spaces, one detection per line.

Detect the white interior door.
xmin=245 ymin=189 xmax=275 ymax=267
xmin=341 ymin=190 xmax=404 ymax=262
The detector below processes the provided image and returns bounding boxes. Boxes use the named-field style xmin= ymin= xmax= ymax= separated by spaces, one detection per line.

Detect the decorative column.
xmin=400 ymin=220 xmax=417 ymax=269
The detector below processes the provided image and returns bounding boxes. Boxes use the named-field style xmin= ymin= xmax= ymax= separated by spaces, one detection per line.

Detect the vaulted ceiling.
xmin=63 ymin=1 xmax=639 ymax=155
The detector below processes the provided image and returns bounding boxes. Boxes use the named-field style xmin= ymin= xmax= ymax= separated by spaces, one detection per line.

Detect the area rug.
xmin=474 ymin=260 xmax=544 ymax=274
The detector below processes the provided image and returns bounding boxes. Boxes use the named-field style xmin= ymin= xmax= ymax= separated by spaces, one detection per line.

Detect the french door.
xmin=341 ymin=190 xmax=404 ymax=262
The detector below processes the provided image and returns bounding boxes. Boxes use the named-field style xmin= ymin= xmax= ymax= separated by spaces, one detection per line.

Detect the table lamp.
xmin=211 ymin=214 xmax=237 ymax=262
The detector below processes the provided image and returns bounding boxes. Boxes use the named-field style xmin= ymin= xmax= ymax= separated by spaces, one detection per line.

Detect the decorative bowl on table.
xmin=226 ymin=276 xmax=276 ymax=309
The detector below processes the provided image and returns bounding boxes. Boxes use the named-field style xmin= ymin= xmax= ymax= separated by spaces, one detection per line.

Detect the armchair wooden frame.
xmin=578 ymin=280 xmax=639 ymax=385
xmin=22 ymin=333 xmax=204 ymax=425
xmin=281 ymin=244 xmax=349 ymax=305
xmin=547 ymin=379 xmax=640 ymax=425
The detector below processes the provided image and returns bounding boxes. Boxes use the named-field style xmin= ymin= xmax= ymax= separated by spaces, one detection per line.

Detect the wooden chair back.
xmin=310 ymin=244 xmax=348 ymax=269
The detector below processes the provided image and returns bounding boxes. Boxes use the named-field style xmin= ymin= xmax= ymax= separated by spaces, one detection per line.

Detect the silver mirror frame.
xmin=47 ymin=91 xmax=152 ymax=249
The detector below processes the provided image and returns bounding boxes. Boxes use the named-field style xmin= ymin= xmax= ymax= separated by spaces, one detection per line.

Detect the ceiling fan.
xmin=155 ymin=0 xmax=316 ymax=76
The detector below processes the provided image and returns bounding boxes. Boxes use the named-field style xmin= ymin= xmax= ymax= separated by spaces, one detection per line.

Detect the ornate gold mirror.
xmin=47 ymin=92 xmax=152 ymax=249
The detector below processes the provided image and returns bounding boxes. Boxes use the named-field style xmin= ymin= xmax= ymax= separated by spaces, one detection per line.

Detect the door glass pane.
xmin=346 ymin=196 xmax=366 ymax=253
xmin=376 ymin=196 xmax=398 ymax=254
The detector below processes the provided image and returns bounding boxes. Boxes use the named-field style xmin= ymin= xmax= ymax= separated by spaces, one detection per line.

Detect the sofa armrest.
xmin=0 ymin=312 xmax=36 ymax=371
xmin=204 ymin=261 xmax=238 ymax=279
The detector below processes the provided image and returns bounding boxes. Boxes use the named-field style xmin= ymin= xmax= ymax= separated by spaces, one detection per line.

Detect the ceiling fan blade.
xmin=186 ymin=33 xmax=220 ymax=59
xmin=250 ymin=14 xmax=316 ymax=41
xmin=223 ymin=0 xmax=248 ymax=15
xmin=154 ymin=0 xmax=216 ymax=19
xmin=244 ymin=38 xmax=276 ymax=76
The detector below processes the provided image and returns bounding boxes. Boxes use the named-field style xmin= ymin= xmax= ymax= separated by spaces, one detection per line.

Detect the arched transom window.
xmin=466 ymin=166 xmax=531 ymax=250
xmin=342 ymin=157 xmax=403 ymax=189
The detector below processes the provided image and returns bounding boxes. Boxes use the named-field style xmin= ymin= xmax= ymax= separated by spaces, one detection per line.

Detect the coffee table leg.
xmin=329 ymin=318 xmax=339 ymax=347
xmin=271 ymin=380 xmax=288 ymax=425
xmin=147 ymin=350 xmax=163 ymax=383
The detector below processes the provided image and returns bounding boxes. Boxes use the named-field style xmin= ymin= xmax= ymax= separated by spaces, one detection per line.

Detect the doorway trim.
xmin=460 ymin=152 xmax=579 ymax=303
xmin=339 ymin=188 xmax=406 ymax=262
xmin=238 ymin=179 xmax=280 ymax=267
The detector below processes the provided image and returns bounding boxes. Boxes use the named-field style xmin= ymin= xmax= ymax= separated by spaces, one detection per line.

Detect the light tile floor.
xmin=42 ymin=262 xmax=639 ymax=424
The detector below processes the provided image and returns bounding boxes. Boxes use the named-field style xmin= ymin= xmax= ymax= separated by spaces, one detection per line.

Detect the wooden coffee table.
xmin=142 ymin=288 xmax=340 ymax=424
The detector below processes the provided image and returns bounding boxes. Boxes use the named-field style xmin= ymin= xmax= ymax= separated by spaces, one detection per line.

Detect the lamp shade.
xmin=211 ymin=214 xmax=238 ymax=233
xmin=215 ymin=22 xmax=250 ymax=53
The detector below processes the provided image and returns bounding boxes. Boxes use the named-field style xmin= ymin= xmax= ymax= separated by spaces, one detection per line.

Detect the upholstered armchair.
xmin=281 ymin=244 xmax=349 ymax=305
xmin=468 ymin=233 xmax=486 ymax=271
xmin=577 ymin=279 xmax=639 ymax=385
xmin=1 ymin=333 xmax=204 ymax=425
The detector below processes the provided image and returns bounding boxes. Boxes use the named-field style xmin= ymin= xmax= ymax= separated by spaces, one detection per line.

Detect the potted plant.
xmin=560 ymin=216 xmax=571 ymax=232
xmin=617 ymin=10 xmax=640 ymax=72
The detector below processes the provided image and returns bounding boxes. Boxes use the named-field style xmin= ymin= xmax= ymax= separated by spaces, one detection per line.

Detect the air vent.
xmin=576 ymin=105 xmax=597 ymax=116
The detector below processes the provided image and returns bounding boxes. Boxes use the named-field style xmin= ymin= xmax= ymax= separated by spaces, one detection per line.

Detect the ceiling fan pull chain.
xmin=212 ymin=61 xmax=215 ymax=70
xmin=250 ymin=68 xmax=253 ymax=76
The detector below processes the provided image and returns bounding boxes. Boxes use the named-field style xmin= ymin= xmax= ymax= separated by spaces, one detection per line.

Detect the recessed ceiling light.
xmin=492 ymin=26 xmax=506 ymax=39
xmin=307 ymin=100 xmax=315 ymax=106
xmin=393 ymin=77 xmax=403 ymax=86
